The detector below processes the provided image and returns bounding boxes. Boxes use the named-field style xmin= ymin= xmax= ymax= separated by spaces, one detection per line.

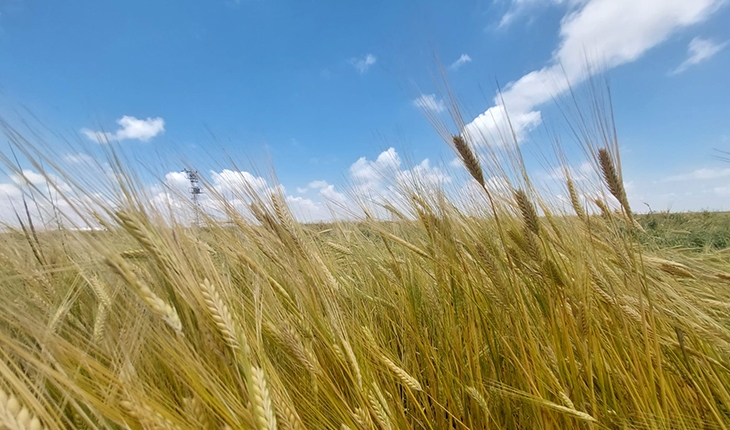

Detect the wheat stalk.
xmin=380 ymin=232 xmax=432 ymax=260
xmin=234 ymin=251 xmax=293 ymax=303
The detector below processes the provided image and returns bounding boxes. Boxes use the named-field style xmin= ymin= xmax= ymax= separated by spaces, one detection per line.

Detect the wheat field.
xmin=1 ymin=99 xmax=730 ymax=429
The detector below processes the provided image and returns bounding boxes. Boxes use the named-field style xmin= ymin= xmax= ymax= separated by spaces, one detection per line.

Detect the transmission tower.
xmin=183 ymin=168 xmax=203 ymax=226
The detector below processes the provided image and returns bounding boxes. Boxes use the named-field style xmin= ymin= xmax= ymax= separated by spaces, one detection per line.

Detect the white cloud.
xmin=449 ymin=54 xmax=472 ymax=71
xmin=82 ymin=115 xmax=165 ymax=143
xmin=164 ymin=171 xmax=192 ymax=193
xmin=210 ymin=169 xmax=268 ymax=194
xmin=349 ymin=147 xmax=401 ymax=184
xmin=662 ymin=167 xmax=730 ymax=182
xmin=286 ymin=195 xmax=331 ymax=221
xmin=497 ymin=0 xmax=581 ymax=29
xmin=412 ymin=94 xmax=446 ymax=113
xmin=319 ymin=183 xmax=347 ymax=204
xmin=0 ymin=169 xmax=94 ymax=229
xmin=0 ymin=182 xmax=21 ymax=199
xmin=11 ymin=170 xmax=48 ymax=186
xmin=670 ymin=37 xmax=728 ymax=74
xmin=466 ymin=0 xmax=725 ymax=145
xmin=464 ymin=104 xmax=542 ymax=145
xmin=310 ymin=180 xmax=329 ymax=188
xmin=64 ymin=153 xmax=95 ymax=164
xmin=396 ymin=159 xmax=451 ymax=187
xmin=350 ymin=54 xmax=377 ymax=74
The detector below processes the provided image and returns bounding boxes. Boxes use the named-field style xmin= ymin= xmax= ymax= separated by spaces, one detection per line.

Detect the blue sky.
xmin=1 ymin=0 xmax=729 ymax=223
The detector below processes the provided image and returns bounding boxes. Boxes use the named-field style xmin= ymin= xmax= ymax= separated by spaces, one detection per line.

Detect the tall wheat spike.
xmin=566 ymin=177 xmax=586 ymax=220
xmin=514 ymin=189 xmax=540 ymax=235
xmin=598 ymin=148 xmax=632 ymax=215
xmin=105 ymin=254 xmax=183 ymax=334
xmin=251 ymin=366 xmax=277 ymax=430
xmin=199 ymin=278 xmax=240 ymax=350
xmin=452 ymin=135 xmax=485 ymax=187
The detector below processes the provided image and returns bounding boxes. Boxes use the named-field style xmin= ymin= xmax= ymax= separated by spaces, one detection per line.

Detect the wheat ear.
xmin=566 ymin=177 xmax=585 ymax=220
xmin=105 ymin=255 xmax=182 ymax=335
xmin=645 ymin=257 xmax=695 ymax=279
xmin=466 ymin=386 xmax=489 ymax=415
xmin=182 ymin=396 xmax=212 ymax=430
xmin=352 ymin=407 xmax=372 ymax=428
xmin=120 ymin=400 xmax=182 ymax=430
xmin=92 ymin=303 xmax=109 ymax=344
xmin=367 ymin=390 xmax=392 ymax=430
xmin=514 ymin=189 xmax=540 ymax=235
xmin=280 ymin=323 xmax=318 ymax=374
xmin=379 ymin=356 xmax=422 ymax=391
xmin=325 ymin=241 xmax=352 ymax=255
xmin=0 ymin=389 xmax=44 ymax=430
xmin=341 ymin=338 xmax=362 ymax=389
xmin=199 ymin=278 xmax=239 ymax=350
xmin=273 ymin=391 xmax=306 ymax=430
xmin=597 ymin=148 xmax=633 ymax=216
xmin=250 ymin=366 xmax=277 ymax=430
xmin=453 ymin=135 xmax=485 ymax=187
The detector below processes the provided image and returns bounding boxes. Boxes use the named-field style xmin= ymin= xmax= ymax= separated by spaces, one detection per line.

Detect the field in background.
xmin=2 ymin=94 xmax=730 ymax=429
xmin=637 ymin=211 xmax=730 ymax=251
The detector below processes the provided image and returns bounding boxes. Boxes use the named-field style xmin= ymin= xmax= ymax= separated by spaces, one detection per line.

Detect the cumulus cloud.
xmin=348 ymin=148 xmax=452 ymax=207
xmin=466 ymin=0 xmax=725 ymax=146
xmin=350 ymin=147 xmax=401 ymax=184
xmin=350 ymin=54 xmax=377 ymax=74
xmin=82 ymin=116 xmax=165 ymax=143
xmin=670 ymin=37 xmax=728 ymax=74
xmin=449 ymin=54 xmax=472 ymax=71
xmin=210 ymin=169 xmax=269 ymax=194
xmin=297 ymin=180 xmax=330 ymax=193
xmin=286 ymin=195 xmax=331 ymax=221
xmin=412 ymin=94 xmax=447 ymax=113
xmin=0 ymin=169 xmax=95 ymax=229
xmin=464 ymin=105 xmax=542 ymax=145
xmin=396 ymin=159 xmax=451 ymax=187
